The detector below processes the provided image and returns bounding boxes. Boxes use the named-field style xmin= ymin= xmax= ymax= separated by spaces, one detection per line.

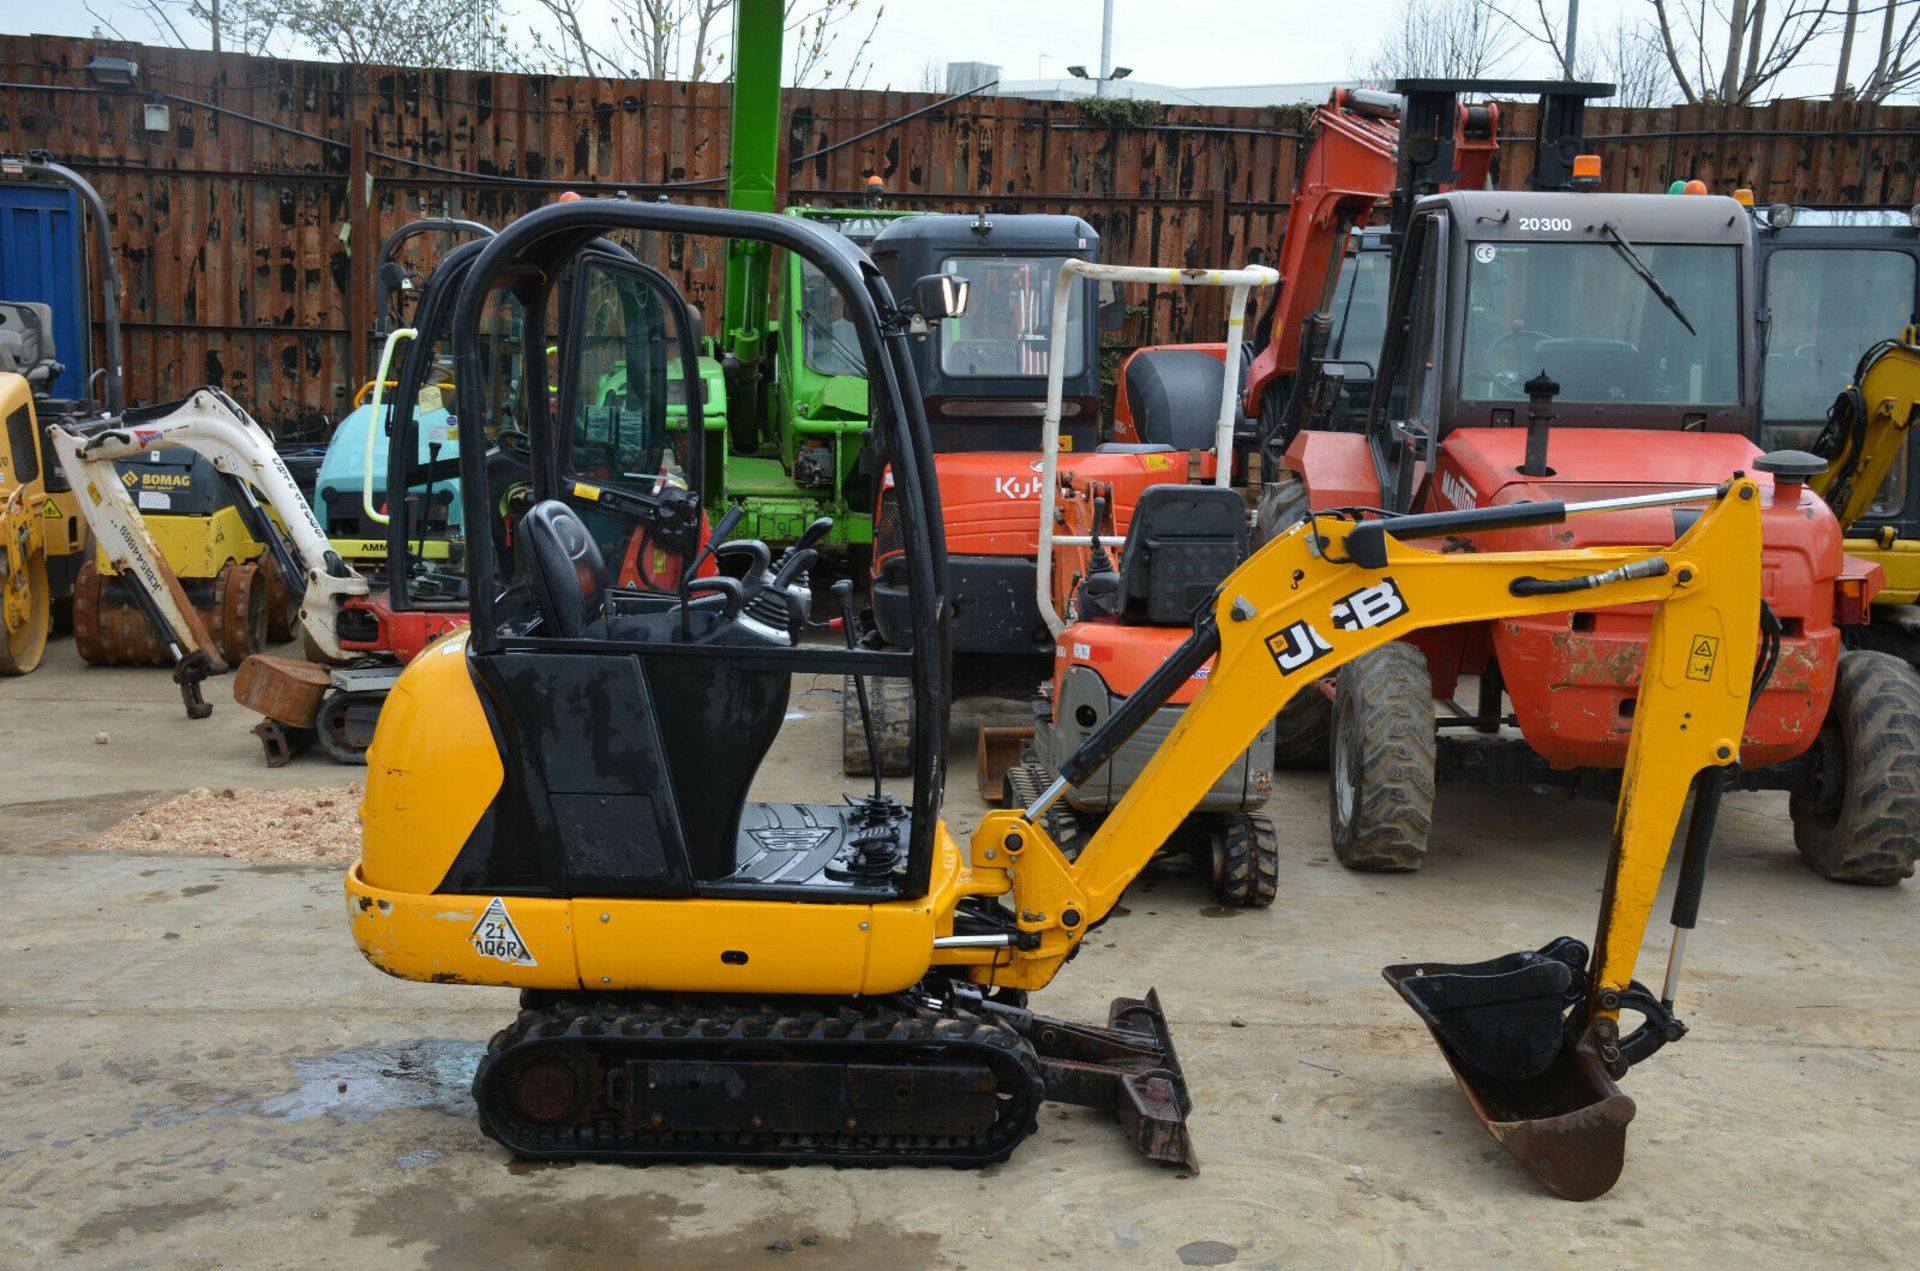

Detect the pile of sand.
xmin=92 ymin=786 xmax=363 ymax=864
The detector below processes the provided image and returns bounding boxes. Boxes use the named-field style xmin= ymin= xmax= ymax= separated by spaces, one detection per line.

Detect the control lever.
xmin=757 ymin=547 xmax=819 ymax=645
xmin=681 ymin=503 xmax=746 ymax=639
xmin=832 ymin=579 xmax=885 ymax=800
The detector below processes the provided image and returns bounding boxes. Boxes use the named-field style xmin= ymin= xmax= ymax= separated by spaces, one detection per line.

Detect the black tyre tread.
xmin=1210 ymin=812 xmax=1279 ymax=907
xmin=1329 ymin=642 xmax=1436 ymax=873
xmin=1791 ymin=649 xmax=1920 ymax=885
xmin=842 ymin=672 xmax=912 ymax=776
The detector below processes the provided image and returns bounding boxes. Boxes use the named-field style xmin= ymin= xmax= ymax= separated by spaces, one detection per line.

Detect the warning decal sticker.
xmin=470 ymin=897 xmax=537 ymax=966
xmin=1686 ymin=635 xmax=1719 ymax=683
xmin=41 ymin=498 xmax=60 ymax=519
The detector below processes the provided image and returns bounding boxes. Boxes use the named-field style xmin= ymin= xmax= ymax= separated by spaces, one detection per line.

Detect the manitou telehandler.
xmin=1273 ymin=181 xmax=1920 ymax=884
xmin=345 ymin=196 xmax=1779 ymax=1202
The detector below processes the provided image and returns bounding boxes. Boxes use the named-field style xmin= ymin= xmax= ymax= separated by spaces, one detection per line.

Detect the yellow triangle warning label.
xmin=1686 ymin=634 xmax=1719 ymax=683
xmin=41 ymin=498 xmax=61 ymax=519
xmin=470 ymin=896 xmax=537 ymax=966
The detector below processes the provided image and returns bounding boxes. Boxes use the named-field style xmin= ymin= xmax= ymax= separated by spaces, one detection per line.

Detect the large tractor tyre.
xmin=0 ymin=543 xmax=50 ymax=675
xmin=1205 ymin=812 xmax=1280 ymax=908
xmin=1251 ymin=478 xmax=1311 ymax=549
xmin=841 ymin=672 xmax=913 ymax=777
xmin=211 ymin=561 xmax=269 ymax=670
xmin=1328 ymin=641 xmax=1436 ymax=872
xmin=1790 ymin=649 xmax=1920 ymax=885
xmin=1255 ymin=479 xmax=1334 ymax=769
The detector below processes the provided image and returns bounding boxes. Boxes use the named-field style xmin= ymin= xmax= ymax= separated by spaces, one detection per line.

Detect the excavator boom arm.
xmin=964 ymin=481 xmax=1763 ymax=1004
xmin=1812 ymin=328 xmax=1920 ymax=527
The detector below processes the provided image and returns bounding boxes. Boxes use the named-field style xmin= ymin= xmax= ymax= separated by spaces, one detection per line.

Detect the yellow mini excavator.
xmin=344 ymin=200 xmax=1771 ymax=1201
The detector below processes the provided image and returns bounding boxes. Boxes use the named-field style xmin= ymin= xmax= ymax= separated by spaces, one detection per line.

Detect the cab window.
xmin=938 ymin=255 xmax=1084 ymax=378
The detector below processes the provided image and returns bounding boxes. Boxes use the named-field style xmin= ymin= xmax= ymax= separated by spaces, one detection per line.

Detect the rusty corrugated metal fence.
xmin=4 ymin=35 xmax=1919 ymax=434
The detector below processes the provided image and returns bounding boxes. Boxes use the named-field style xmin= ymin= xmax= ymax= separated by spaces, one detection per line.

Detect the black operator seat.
xmin=520 ymin=500 xmax=608 ymax=637
xmin=1108 ymin=484 xmax=1249 ymax=625
xmin=1125 ymin=348 xmax=1239 ymax=450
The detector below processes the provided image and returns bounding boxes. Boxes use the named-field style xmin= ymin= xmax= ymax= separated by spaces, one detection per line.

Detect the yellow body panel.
xmin=328 ymin=535 xmax=454 ymax=564
xmin=347 ymin=850 xmax=953 ymax=994
xmin=1852 ymin=536 xmax=1920 ymax=606
xmin=96 ymin=502 xmax=255 ymax=580
xmin=359 ymin=630 xmax=505 ymax=897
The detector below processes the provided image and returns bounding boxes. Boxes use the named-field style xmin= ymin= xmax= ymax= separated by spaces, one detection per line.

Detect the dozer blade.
xmin=976 ymin=725 xmax=1035 ymax=804
xmin=1022 ymin=987 xmax=1198 ymax=1171
xmin=1385 ymin=940 xmax=1636 ymax=1202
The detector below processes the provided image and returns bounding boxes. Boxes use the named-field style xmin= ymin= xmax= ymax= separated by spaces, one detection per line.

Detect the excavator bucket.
xmin=976 ymin=725 xmax=1035 ymax=804
xmin=1384 ymin=940 xmax=1635 ymax=1201
xmin=1022 ymin=988 xmax=1198 ymax=1171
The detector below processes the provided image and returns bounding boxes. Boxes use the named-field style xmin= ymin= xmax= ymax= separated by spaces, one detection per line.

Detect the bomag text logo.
xmin=125 ymin=470 xmax=194 ymax=491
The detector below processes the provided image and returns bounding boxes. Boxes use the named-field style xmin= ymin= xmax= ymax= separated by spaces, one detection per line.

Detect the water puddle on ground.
xmin=257 ymin=1039 xmax=484 ymax=1123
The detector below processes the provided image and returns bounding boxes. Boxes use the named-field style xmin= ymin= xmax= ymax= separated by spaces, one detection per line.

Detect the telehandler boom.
xmin=343 ymin=198 xmax=1767 ymax=1201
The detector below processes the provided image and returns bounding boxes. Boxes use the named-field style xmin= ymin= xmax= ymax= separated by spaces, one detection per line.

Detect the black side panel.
xmin=644 ymin=654 xmax=792 ymax=882
xmin=7 ymin=405 xmax=38 ymax=483
xmin=472 ymin=650 xmax=695 ymax=897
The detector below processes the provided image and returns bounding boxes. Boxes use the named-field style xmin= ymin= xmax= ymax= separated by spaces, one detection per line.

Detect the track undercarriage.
xmin=473 ymin=985 xmax=1196 ymax=1170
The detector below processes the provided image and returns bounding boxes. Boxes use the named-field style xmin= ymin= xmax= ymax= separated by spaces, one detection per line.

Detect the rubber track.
xmin=472 ymin=995 xmax=1045 ymax=1166
xmin=1330 ymin=642 xmax=1436 ymax=872
xmin=1211 ymin=812 xmax=1279 ymax=907
xmin=1792 ymin=649 xmax=1920 ymax=885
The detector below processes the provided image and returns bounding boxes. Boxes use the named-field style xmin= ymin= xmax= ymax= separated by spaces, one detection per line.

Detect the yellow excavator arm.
xmin=958 ymin=477 xmax=1764 ymax=1199
xmin=1811 ymin=327 xmax=1920 ymax=528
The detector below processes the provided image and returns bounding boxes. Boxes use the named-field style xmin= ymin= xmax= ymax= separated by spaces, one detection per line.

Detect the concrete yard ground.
xmin=3 ymin=639 xmax=1917 ymax=1267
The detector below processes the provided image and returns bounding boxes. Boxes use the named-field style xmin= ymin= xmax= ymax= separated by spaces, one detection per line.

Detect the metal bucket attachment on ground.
xmin=1385 ymin=938 xmax=1636 ymax=1201
xmin=1023 ymin=987 xmax=1197 ymax=1171
xmin=976 ymin=725 xmax=1035 ymax=804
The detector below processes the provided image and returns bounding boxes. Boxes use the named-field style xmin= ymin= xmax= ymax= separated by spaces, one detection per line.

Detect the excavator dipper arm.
xmin=1812 ymin=327 xmax=1920 ymax=526
xmin=960 ymin=479 xmax=1763 ymax=1197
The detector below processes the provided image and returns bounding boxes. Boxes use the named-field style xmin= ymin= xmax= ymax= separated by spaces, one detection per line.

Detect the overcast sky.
xmin=0 ymin=0 xmax=1863 ymax=100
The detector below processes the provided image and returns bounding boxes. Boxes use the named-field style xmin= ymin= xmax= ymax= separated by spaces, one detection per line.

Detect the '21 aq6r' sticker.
xmin=471 ymin=897 xmax=537 ymax=966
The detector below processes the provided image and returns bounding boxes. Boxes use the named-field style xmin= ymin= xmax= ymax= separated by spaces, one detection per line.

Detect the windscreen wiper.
xmin=1598 ymin=220 xmax=1697 ymax=336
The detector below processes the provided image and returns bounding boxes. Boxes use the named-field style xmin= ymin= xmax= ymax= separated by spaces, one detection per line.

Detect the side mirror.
xmin=910 ymin=272 xmax=969 ymax=321
xmin=1100 ymin=297 xmax=1127 ymax=333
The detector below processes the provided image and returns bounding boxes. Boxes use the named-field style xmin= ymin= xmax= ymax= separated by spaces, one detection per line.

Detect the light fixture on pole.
xmin=85 ymin=56 xmax=140 ymax=89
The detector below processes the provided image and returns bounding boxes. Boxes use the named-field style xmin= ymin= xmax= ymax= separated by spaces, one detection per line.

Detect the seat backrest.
xmin=1125 ymin=348 xmax=1233 ymax=451
xmin=0 ymin=302 xmax=59 ymax=390
xmin=1534 ymin=338 xmax=1641 ymax=404
xmin=1115 ymin=484 xmax=1248 ymax=625
xmin=518 ymin=500 xmax=608 ymax=638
